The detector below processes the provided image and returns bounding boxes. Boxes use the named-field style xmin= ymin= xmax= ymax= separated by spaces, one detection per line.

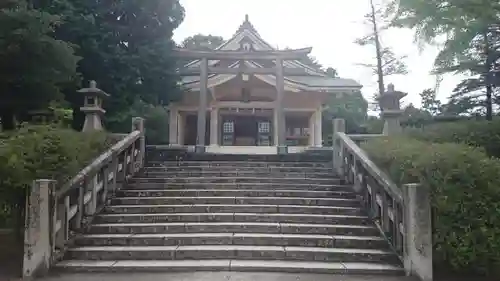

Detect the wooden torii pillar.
xmin=174 ymin=48 xmax=312 ymax=153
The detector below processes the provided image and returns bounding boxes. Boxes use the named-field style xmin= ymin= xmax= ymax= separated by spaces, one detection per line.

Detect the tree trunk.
xmin=486 ymin=84 xmax=493 ymax=120
xmin=484 ymin=29 xmax=494 ymax=121
xmin=370 ymin=0 xmax=385 ymax=97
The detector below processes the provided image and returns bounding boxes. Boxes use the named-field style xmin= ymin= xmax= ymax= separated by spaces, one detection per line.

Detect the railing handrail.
xmin=22 ymin=117 xmax=146 ymax=279
xmin=56 ymin=130 xmax=141 ymax=198
xmin=337 ymin=132 xmax=403 ymax=202
xmin=332 ymin=122 xmax=433 ymax=281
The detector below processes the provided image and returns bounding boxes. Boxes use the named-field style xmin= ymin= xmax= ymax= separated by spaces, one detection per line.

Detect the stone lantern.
xmin=378 ymin=83 xmax=407 ymax=135
xmin=78 ymin=80 xmax=109 ymax=132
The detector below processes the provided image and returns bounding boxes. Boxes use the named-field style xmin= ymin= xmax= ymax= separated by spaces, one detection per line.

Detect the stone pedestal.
xmin=78 ymin=81 xmax=109 ymax=132
xmin=382 ymin=110 xmax=404 ymax=135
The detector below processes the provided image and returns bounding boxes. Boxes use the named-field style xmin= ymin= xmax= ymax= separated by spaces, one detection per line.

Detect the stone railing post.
xmin=402 ymin=183 xmax=433 ymax=281
xmin=23 ymin=179 xmax=57 ymax=278
xmin=332 ymin=118 xmax=346 ymax=176
xmin=84 ymin=175 xmax=98 ymax=216
xmin=132 ymin=117 xmax=146 ymax=169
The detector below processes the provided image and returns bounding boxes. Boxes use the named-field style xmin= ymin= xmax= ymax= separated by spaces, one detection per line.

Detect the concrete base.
xmin=195 ymin=145 xmax=206 ymax=153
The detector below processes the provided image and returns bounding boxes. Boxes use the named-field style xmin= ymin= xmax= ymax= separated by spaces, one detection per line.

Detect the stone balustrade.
xmin=332 ymin=118 xmax=433 ymax=281
xmin=22 ymin=117 xmax=145 ymax=278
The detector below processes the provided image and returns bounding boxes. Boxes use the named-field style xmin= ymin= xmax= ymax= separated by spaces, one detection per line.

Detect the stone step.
xmin=94 ymin=212 xmax=370 ymax=225
xmin=143 ymin=166 xmax=335 ymax=173
xmin=146 ymin=151 xmax=333 ymax=163
xmin=110 ymin=196 xmax=360 ymax=207
xmin=147 ymin=161 xmax=333 ymax=168
xmin=141 ymin=171 xmax=338 ymax=179
xmin=124 ymin=182 xmax=352 ymax=192
xmin=116 ymin=189 xmax=357 ymax=199
xmin=129 ymin=177 xmax=341 ymax=185
xmin=55 ymin=259 xmax=404 ymax=275
xmin=88 ymin=222 xmax=379 ymax=236
xmin=104 ymin=204 xmax=364 ymax=215
xmin=65 ymin=245 xmax=400 ymax=264
xmin=74 ymin=233 xmax=388 ymax=249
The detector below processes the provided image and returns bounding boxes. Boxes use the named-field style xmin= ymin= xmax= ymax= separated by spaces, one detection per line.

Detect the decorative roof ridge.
xmin=235 ymin=14 xmax=259 ymax=35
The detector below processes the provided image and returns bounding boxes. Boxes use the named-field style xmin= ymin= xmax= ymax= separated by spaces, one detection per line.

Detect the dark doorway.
xmin=184 ymin=114 xmax=210 ymax=146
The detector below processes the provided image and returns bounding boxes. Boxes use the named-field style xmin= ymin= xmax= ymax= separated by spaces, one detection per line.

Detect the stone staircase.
xmin=56 ymin=151 xmax=404 ymax=275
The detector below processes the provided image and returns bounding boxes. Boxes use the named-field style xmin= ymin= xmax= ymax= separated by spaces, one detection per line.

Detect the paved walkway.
xmin=38 ymin=272 xmax=416 ymax=281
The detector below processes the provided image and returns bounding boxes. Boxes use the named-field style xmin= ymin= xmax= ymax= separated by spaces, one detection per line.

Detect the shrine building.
xmin=169 ymin=15 xmax=362 ymax=154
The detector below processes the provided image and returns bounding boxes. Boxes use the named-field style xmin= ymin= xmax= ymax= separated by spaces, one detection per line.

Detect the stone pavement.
xmin=37 ymin=272 xmax=417 ymax=281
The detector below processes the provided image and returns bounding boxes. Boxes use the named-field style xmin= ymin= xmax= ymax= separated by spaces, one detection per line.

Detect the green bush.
xmin=405 ymin=119 xmax=500 ymax=158
xmin=362 ymin=137 xmax=500 ymax=275
xmin=107 ymin=99 xmax=168 ymax=145
xmin=0 ymin=124 xmax=111 ymax=228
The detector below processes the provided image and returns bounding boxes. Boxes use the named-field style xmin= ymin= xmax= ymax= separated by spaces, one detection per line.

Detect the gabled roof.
xmin=181 ymin=15 xmax=362 ymax=92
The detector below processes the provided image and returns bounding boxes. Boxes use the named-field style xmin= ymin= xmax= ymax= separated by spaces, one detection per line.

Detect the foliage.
xmin=111 ymin=99 xmax=169 ymax=145
xmin=36 ymin=0 xmax=185 ymax=131
xmin=0 ymin=0 xmax=79 ymax=129
xmin=405 ymin=119 xmax=500 ymax=158
xmin=322 ymin=91 xmax=369 ymax=145
xmin=362 ymin=137 xmax=500 ymax=274
xmin=400 ymin=103 xmax=432 ymax=127
xmin=0 ymin=124 xmax=111 ymax=228
xmin=325 ymin=91 xmax=368 ymax=130
xmin=419 ymin=88 xmax=442 ymax=115
xmin=390 ymin=0 xmax=500 ymax=120
xmin=181 ymin=34 xmax=225 ymax=51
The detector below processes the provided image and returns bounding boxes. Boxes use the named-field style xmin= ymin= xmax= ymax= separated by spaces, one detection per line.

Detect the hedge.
xmin=0 ymin=124 xmax=112 ymax=229
xmin=405 ymin=119 xmax=500 ymax=158
xmin=362 ymin=137 xmax=500 ymax=275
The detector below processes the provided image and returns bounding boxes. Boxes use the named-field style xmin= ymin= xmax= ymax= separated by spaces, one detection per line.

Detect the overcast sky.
xmin=173 ymin=0 xmax=465 ymax=107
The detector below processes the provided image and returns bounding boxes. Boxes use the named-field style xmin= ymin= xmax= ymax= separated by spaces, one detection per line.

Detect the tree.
xmin=355 ymin=0 xmax=408 ymax=98
xmin=181 ymin=34 xmax=225 ymax=51
xmin=36 ymin=0 xmax=185 ymax=131
xmin=0 ymin=0 xmax=79 ymax=130
xmin=324 ymin=91 xmax=369 ymax=132
xmin=390 ymin=0 xmax=500 ymax=120
xmin=401 ymin=103 xmax=432 ymax=127
xmin=419 ymin=88 xmax=442 ymax=116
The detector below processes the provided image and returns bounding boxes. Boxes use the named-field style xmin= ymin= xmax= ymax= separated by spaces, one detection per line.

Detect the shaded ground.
xmin=35 ymin=270 xmax=500 ymax=281
xmin=38 ymin=272 xmax=416 ymax=281
xmin=0 ymin=230 xmax=23 ymax=280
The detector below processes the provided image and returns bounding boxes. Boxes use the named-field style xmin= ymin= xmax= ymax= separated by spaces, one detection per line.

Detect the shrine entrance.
xmin=220 ymin=109 xmax=273 ymax=146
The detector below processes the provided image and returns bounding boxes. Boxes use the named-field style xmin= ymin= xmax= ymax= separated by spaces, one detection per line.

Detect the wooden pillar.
xmin=314 ymin=107 xmax=323 ymax=147
xmin=309 ymin=111 xmax=315 ymax=146
xmin=168 ymin=107 xmax=178 ymax=145
xmin=196 ymin=58 xmax=208 ymax=152
xmin=273 ymin=109 xmax=279 ymax=146
xmin=178 ymin=113 xmax=185 ymax=145
xmin=210 ymin=107 xmax=219 ymax=146
xmin=275 ymin=58 xmax=287 ymax=154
